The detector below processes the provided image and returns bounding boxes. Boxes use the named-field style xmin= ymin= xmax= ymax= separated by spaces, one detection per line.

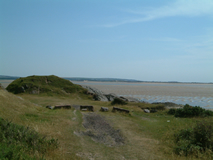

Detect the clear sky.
xmin=1 ymin=0 xmax=213 ymax=82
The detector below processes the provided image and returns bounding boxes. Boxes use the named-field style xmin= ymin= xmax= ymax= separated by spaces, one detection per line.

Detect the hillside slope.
xmin=6 ymin=75 xmax=88 ymax=95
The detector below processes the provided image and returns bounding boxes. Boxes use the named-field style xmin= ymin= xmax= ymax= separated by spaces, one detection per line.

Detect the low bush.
xmin=167 ymin=104 xmax=213 ymax=118
xmin=0 ymin=117 xmax=58 ymax=159
xmin=154 ymin=105 xmax=165 ymax=110
xmin=139 ymin=105 xmax=165 ymax=112
xmin=111 ymin=98 xmax=127 ymax=105
xmin=174 ymin=121 xmax=213 ymax=156
xmin=168 ymin=108 xmax=176 ymax=115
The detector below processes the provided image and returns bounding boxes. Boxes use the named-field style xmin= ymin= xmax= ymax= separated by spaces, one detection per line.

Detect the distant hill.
xmin=0 ymin=75 xmax=20 ymax=80
xmin=64 ymin=77 xmax=142 ymax=82
xmin=6 ymin=75 xmax=88 ymax=95
xmin=0 ymin=75 xmax=142 ymax=82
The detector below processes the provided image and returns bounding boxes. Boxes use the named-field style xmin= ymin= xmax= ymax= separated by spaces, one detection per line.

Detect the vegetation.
xmin=111 ymin=98 xmax=127 ymax=105
xmin=0 ymin=117 xmax=58 ymax=159
xmin=168 ymin=104 xmax=213 ymax=117
xmin=6 ymin=75 xmax=88 ymax=96
xmin=174 ymin=121 xmax=213 ymax=157
xmin=138 ymin=104 xmax=165 ymax=112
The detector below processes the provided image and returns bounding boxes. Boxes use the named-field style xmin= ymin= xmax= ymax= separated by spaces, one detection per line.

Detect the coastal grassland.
xmin=1 ymin=88 xmax=213 ymax=159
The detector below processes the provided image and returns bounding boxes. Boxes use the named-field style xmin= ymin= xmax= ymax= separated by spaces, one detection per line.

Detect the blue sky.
xmin=1 ymin=0 xmax=213 ymax=82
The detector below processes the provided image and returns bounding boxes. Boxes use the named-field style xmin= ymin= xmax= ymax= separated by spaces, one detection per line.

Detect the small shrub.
xmin=193 ymin=121 xmax=213 ymax=151
xmin=204 ymin=110 xmax=213 ymax=116
xmin=168 ymin=108 xmax=176 ymax=115
xmin=173 ymin=104 xmax=213 ymax=118
xmin=111 ymin=98 xmax=127 ymax=105
xmin=154 ymin=105 xmax=165 ymax=110
xmin=174 ymin=121 xmax=213 ymax=156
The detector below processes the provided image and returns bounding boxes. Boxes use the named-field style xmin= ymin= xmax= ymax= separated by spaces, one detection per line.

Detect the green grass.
xmin=0 ymin=117 xmax=58 ymax=159
xmin=6 ymin=75 xmax=89 ymax=97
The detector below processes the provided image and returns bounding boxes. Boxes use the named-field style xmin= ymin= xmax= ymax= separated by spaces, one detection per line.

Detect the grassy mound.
xmin=6 ymin=75 xmax=88 ymax=95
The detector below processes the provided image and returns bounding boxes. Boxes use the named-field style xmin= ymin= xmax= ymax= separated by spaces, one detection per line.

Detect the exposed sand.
xmin=72 ymin=81 xmax=213 ymax=108
xmin=0 ymin=80 xmax=14 ymax=88
xmin=72 ymin=81 xmax=213 ymax=97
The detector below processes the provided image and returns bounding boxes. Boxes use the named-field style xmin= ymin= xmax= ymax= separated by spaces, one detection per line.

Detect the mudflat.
xmin=0 ymin=80 xmax=14 ymax=88
xmin=72 ymin=81 xmax=213 ymax=108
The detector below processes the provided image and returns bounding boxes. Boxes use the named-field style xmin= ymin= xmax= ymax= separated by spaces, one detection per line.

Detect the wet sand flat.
xmin=72 ymin=81 xmax=213 ymax=108
xmin=0 ymin=80 xmax=14 ymax=88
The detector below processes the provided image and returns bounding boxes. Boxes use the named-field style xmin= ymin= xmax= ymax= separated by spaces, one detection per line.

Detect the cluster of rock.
xmin=82 ymin=86 xmax=140 ymax=103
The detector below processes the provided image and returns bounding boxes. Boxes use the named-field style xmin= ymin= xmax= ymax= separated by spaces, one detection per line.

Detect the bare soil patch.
xmin=82 ymin=113 xmax=125 ymax=146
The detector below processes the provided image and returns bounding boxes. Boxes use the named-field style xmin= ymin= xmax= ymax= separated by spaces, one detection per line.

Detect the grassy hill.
xmin=6 ymin=75 xmax=88 ymax=96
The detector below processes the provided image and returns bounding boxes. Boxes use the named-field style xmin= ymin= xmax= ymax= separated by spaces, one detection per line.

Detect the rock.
xmin=93 ymin=94 xmax=109 ymax=101
xmin=144 ymin=109 xmax=150 ymax=113
xmin=119 ymin=96 xmax=128 ymax=102
xmin=100 ymin=107 xmax=109 ymax=112
xmin=82 ymin=86 xmax=108 ymax=101
xmin=46 ymin=105 xmax=54 ymax=109
xmin=122 ymin=97 xmax=140 ymax=103
xmin=82 ymin=85 xmax=140 ymax=103
xmin=112 ymin=107 xmax=130 ymax=113
xmin=105 ymin=93 xmax=118 ymax=101
xmin=54 ymin=105 xmax=71 ymax=109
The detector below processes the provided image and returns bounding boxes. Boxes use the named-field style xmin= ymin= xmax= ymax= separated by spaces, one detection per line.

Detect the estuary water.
xmin=72 ymin=81 xmax=213 ymax=109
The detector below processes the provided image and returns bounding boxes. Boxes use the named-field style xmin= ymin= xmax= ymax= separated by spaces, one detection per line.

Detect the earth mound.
xmin=6 ymin=75 xmax=88 ymax=95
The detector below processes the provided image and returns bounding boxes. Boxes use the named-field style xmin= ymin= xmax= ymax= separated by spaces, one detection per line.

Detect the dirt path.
xmin=81 ymin=113 xmax=124 ymax=147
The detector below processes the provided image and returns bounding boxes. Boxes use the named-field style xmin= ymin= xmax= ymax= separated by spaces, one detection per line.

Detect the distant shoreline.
xmin=0 ymin=75 xmax=212 ymax=84
xmin=71 ymin=80 xmax=213 ymax=85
